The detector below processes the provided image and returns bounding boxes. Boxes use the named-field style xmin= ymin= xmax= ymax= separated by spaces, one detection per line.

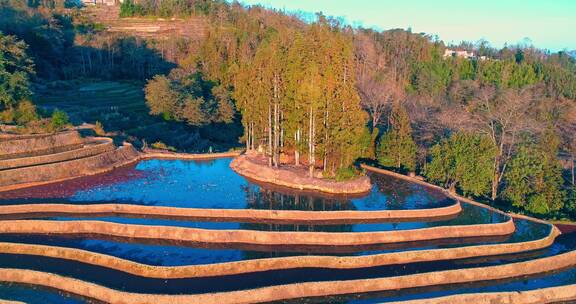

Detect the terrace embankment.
xmin=0 ymin=201 xmax=463 ymax=223
xmin=0 ymin=137 xmax=115 ymax=170
xmin=230 ymin=153 xmax=372 ymax=194
xmin=0 ymin=131 xmax=140 ymax=191
xmin=0 ymin=144 xmax=138 ymax=190
xmin=140 ymin=149 xmax=241 ymax=160
xmin=0 ymin=217 xmax=515 ymax=246
xmin=84 ymin=5 xmax=208 ymax=40
xmin=0 ymin=224 xmax=557 ymax=279
xmin=0 ymin=131 xmax=83 ymax=159
xmin=0 ymin=247 xmax=575 ymax=304
xmin=386 ymin=285 xmax=576 ymax=304
xmin=0 ymin=300 xmax=24 ymax=304
xmin=360 ymin=164 xmax=564 ymax=227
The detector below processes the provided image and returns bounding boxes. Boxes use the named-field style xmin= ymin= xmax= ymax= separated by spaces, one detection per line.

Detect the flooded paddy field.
xmin=0 ymin=158 xmax=571 ymax=304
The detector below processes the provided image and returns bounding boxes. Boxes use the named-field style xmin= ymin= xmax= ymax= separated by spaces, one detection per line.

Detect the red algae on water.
xmin=0 ymin=164 xmax=146 ymax=200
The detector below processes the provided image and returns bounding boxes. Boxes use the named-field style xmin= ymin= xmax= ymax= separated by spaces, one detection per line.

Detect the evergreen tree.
xmin=145 ymin=72 xmax=235 ymax=126
xmin=426 ymin=133 xmax=496 ymax=196
xmin=145 ymin=75 xmax=179 ymax=120
xmin=566 ymin=186 xmax=576 ymax=217
xmin=0 ymin=33 xmax=34 ymax=112
xmin=377 ymin=103 xmax=417 ymax=171
xmin=231 ymin=17 xmax=368 ymax=177
xmin=504 ymin=133 xmax=565 ymax=214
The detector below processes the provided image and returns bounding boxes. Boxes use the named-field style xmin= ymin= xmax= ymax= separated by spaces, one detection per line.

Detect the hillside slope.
xmin=82 ymin=5 xmax=208 ymax=40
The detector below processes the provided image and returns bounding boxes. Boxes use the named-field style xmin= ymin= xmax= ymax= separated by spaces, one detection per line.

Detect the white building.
xmin=443 ymin=49 xmax=475 ymax=59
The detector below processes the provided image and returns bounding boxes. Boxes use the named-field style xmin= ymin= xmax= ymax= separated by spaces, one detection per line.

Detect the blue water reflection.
xmin=0 ymin=283 xmax=84 ymax=304
xmin=65 ymin=159 xmax=453 ymax=211
xmin=0 ymin=216 xmax=548 ymax=267
xmin=47 ymin=202 xmax=508 ymax=232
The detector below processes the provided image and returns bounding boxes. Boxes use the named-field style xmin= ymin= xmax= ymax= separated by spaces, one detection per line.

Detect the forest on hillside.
xmin=0 ymin=0 xmax=575 ymax=220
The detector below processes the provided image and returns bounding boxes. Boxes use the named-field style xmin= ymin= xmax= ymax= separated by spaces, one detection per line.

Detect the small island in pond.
xmin=230 ymin=151 xmax=372 ymax=194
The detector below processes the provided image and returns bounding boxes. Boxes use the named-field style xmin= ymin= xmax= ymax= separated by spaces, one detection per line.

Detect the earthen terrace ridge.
xmin=0 ymin=131 xmax=572 ymax=303
xmin=0 ymin=249 xmax=575 ymax=304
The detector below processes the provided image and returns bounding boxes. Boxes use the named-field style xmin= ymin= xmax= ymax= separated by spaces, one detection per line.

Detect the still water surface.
xmin=0 ymin=158 xmax=566 ymax=303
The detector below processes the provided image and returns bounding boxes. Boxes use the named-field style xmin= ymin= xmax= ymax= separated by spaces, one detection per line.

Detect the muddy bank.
xmin=231 ymin=153 xmax=371 ymax=195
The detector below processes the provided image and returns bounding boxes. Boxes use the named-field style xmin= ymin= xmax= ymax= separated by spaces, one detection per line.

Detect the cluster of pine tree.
xmin=231 ymin=17 xmax=368 ymax=178
xmin=145 ymin=10 xmax=370 ymax=179
xmin=144 ymin=71 xmax=234 ymax=126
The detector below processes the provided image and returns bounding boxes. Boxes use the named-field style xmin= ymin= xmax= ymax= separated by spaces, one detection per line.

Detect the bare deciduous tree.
xmin=357 ymin=73 xmax=404 ymax=130
xmin=444 ymin=85 xmax=538 ymax=200
xmin=354 ymin=31 xmax=395 ymax=130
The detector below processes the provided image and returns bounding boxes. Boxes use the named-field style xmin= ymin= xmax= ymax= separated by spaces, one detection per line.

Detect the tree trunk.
xmin=323 ymin=103 xmax=328 ymax=173
xmin=280 ymin=110 xmax=284 ymax=148
xmin=250 ymin=122 xmax=255 ymax=150
xmin=309 ymin=106 xmax=315 ymax=178
xmin=491 ymin=157 xmax=500 ymax=201
xmin=271 ymin=74 xmax=280 ymax=168
xmin=448 ymin=181 xmax=457 ymax=194
xmin=369 ymin=128 xmax=379 ymax=159
xmin=245 ymin=121 xmax=250 ymax=151
xmin=273 ymin=102 xmax=279 ymax=167
xmin=295 ymin=128 xmax=300 ymax=166
xmin=571 ymin=154 xmax=575 ymax=186
xmin=268 ymin=103 xmax=272 ymax=167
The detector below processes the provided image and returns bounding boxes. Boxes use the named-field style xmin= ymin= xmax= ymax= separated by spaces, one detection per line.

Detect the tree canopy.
xmin=426 ymin=132 xmax=497 ymax=197
xmin=377 ymin=103 xmax=417 ymax=172
xmin=0 ymin=32 xmax=34 ymax=111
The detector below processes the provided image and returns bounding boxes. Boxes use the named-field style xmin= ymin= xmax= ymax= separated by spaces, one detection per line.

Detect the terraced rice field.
xmin=35 ymin=81 xmax=241 ymax=152
xmin=83 ymin=5 xmax=208 ymax=40
xmin=0 ymin=155 xmax=574 ymax=303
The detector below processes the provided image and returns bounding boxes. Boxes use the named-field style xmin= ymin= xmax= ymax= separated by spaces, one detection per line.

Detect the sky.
xmin=236 ymin=0 xmax=576 ymax=52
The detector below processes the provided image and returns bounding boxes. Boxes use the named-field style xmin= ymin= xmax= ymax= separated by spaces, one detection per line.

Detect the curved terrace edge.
xmin=386 ymin=284 xmax=576 ymax=304
xmin=0 ymin=217 xmax=515 ymax=246
xmin=0 ymin=225 xmax=558 ymax=279
xmin=0 ymin=202 xmax=463 ymax=223
xmin=0 ymin=246 xmax=575 ymax=304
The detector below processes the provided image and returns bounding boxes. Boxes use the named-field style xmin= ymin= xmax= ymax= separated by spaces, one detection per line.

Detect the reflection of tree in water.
xmin=240 ymin=183 xmax=355 ymax=259
xmin=239 ymin=221 xmax=354 ymax=233
xmin=426 ymin=203 xmax=509 ymax=228
xmin=369 ymin=173 xmax=448 ymax=209
xmin=279 ymin=295 xmax=349 ymax=304
xmin=509 ymin=219 xmax=551 ymax=243
xmin=242 ymin=184 xmax=358 ymax=212
xmin=370 ymin=173 xmax=413 ymax=209
xmin=187 ymin=159 xmax=217 ymax=168
xmin=240 ymin=247 xmax=357 ymax=261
